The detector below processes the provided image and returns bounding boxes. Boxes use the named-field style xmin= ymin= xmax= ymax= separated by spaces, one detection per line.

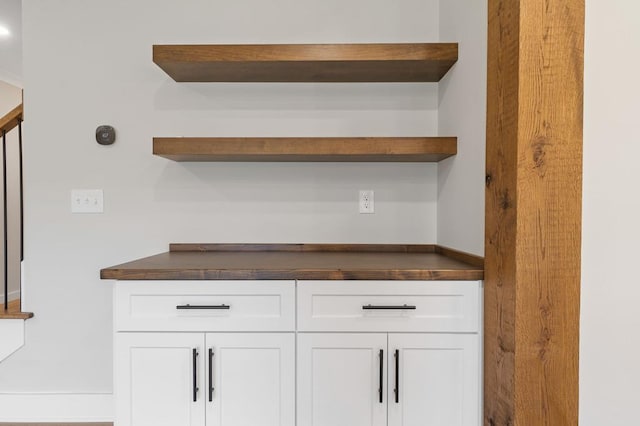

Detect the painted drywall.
xmin=0 ymin=0 xmax=442 ymax=393
xmin=0 ymin=0 xmax=22 ymax=87
xmin=0 ymin=80 xmax=21 ymax=115
xmin=580 ymin=1 xmax=640 ymax=424
xmin=437 ymin=0 xmax=487 ymax=256
xmin=0 ymin=80 xmax=22 ymax=304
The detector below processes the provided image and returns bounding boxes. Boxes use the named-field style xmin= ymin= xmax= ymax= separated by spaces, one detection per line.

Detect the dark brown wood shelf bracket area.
xmin=153 ymin=137 xmax=457 ymax=162
xmin=153 ymin=43 xmax=458 ymax=82
xmin=101 ymin=243 xmax=483 ymax=281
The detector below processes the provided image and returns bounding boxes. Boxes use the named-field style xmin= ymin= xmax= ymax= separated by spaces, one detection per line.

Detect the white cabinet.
xmin=206 ymin=333 xmax=295 ymax=426
xmin=114 ymin=280 xmax=481 ymax=426
xmin=115 ymin=333 xmax=205 ymax=426
xmin=297 ymin=280 xmax=480 ymax=333
xmin=115 ymin=281 xmax=295 ymax=332
xmin=297 ymin=334 xmax=388 ymax=426
xmin=296 ymin=333 xmax=479 ymax=426
xmin=296 ymin=281 xmax=482 ymax=426
xmin=114 ymin=281 xmax=296 ymax=426
xmin=388 ymin=334 xmax=479 ymax=426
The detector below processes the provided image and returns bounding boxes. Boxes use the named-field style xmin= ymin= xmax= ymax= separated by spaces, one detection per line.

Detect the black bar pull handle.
xmin=394 ymin=349 xmax=400 ymax=403
xmin=362 ymin=304 xmax=417 ymax=310
xmin=378 ymin=349 xmax=384 ymax=403
xmin=193 ymin=348 xmax=199 ymax=402
xmin=208 ymin=348 xmax=214 ymax=402
xmin=177 ymin=304 xmax=230 ymax=310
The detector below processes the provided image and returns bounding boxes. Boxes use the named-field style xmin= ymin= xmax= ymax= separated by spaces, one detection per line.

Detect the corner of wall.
xmin=436 ymin=0 xmax=487 ymax=256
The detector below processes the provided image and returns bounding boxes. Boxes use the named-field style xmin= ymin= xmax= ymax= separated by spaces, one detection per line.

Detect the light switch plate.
xmin=71 ymin=189 xmax=104 ymax=213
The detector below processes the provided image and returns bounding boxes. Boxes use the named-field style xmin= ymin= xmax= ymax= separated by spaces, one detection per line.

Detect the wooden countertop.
xmin=101 ymin=244 xmax=483 ymax=281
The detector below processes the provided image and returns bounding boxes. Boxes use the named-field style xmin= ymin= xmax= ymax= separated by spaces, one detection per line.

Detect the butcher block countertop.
xmin=100 ymin=244 xmax=483 ymax=281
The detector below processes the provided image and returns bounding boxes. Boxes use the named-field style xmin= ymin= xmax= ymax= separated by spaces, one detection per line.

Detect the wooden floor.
xmin=0 ymin=424 xmax=112 ymax=426
xmin=6 ymin=299 xmax=20 ymax=312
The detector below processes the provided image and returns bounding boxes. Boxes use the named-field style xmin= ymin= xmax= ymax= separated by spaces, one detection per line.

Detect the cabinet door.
xmin=205 ymin=333 xmax=295 ymax=426
xmin=115 ymin=333 xmax=206 ymax=426
xmin=388 ymin=334 xmax=480 ymax=426
xmin=297 ymin=333 xmax=387 ymax=426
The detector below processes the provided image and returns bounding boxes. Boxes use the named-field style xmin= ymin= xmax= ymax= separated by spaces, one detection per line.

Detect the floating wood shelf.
xmin=153 ymin=137 xmax=457 ymax=162
xmin=153 ymin=43 xmax=458 ymax=82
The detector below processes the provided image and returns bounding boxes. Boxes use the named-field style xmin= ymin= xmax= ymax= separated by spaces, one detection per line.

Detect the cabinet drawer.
xmin=297 ymin=281 xmax=481 ymax=333
xmin=115 ymin=281 xmax=295 ymax=332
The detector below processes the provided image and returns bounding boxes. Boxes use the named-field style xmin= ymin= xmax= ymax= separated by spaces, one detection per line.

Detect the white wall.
xmin=7 ymin=0 xmax=627 ymax=420
xmin=580 ymin=1 xmax=640 ymax=424
xmin=0 ymin=80 xmax=21 ymax=115
xmin=0 ymin=0 xmax=443 ymax=393
xmin=0 ymin=0 xmax=22 ymax=88
xmin=437 ymin=0 xmax=487 ymax=256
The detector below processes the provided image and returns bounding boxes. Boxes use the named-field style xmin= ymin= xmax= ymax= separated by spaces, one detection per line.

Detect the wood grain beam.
xmin=484 ymin=0 xmax=584 ymax=424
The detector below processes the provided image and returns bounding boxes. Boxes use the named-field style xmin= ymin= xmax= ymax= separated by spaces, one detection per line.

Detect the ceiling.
xmin=0 ymin=0 xmax=22 ymax=87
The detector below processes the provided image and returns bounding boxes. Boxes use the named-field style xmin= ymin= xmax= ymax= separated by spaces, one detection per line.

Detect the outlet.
xmin=71 ymin=189 xmax=104 ymax=213
xmin=359 ymin=190 xmax=374 ymax=214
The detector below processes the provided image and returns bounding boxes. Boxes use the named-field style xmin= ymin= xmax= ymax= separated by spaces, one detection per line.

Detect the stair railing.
xmin=0 ymin=104 xmax=24 ymax=312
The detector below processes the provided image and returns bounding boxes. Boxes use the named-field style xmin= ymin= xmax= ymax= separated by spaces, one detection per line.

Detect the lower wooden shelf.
xmin=153 ymin=137 xmax=457 ymax=162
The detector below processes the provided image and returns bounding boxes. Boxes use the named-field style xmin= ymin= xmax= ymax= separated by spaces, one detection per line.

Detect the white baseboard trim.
xmin=0 ymin=393 xmax=113 ymax=422
xmin=0 ymin=289 xmax=20 ymax=304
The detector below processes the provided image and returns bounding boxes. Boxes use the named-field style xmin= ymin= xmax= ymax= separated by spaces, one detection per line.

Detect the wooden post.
xmin=484 ymin=0 xmax=584 ymax=424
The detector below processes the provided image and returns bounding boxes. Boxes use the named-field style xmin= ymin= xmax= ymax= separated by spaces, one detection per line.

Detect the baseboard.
xmin=0 ymin=393 xmax=113 ymax=422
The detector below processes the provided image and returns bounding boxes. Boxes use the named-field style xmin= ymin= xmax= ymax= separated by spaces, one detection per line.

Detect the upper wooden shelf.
xmin=153 ymin=43 xmax=458 ymax=83
xmin=153 ymin=137 xmax=457 ymax=162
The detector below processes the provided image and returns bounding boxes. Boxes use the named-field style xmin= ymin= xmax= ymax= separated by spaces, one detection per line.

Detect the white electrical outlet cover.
xmin=359 ymin=190 xmax=375 ymax=214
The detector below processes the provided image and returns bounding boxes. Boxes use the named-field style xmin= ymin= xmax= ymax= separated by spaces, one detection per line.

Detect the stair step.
xmin=0 ymin=311 xmax=33 ymax=319
xmin=1 ymin=299 xmax=34 ymax=320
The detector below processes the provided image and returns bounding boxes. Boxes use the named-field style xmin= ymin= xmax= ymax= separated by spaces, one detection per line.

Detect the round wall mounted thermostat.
xmin=96 ymin=125 xmax=116 ymax=145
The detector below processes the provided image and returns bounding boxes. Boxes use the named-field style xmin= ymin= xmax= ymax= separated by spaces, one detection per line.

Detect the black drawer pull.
xmin=177 ymin=304 xmax=230 ymax=310
xmin=362 ymin=304 xmax=416 ymax=310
